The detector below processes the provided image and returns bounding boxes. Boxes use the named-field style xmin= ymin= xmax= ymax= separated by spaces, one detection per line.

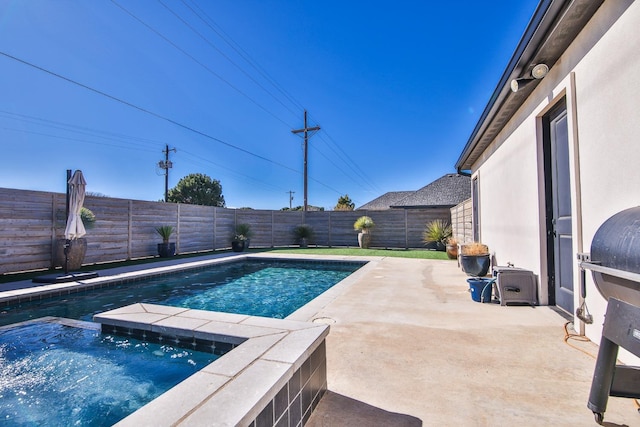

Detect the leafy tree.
xmin=86 ymin=191 xmax=110 ymax=198
xmin=334 ymin=194 xmax=355 ymax=211
xmin=167 ymin=173 xmax=225 ymax=207
xmin=281 ymin=205 xmax=325 ymax=211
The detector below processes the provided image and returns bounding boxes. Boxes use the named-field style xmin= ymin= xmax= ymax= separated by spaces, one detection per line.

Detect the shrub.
xmin=155 ymin=225 xmax=175 ymax=243
xmin=293 ymin=224 xmax=314 ymax=240
xmin=461 ymin=242 xmax=489 ymax=256
xmin=80 ymin=207 xmax=96 ymax=229
xmin=353 ymin=216 xmax=375 ymax=231
xmin=235 ymin=223 xmax=253 ymax=239
xmin=422 ymin=219 xmax=452 ymax=247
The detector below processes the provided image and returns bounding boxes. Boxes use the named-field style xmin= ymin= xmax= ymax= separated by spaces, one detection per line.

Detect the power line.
xmin=0 ymin=50 xmax=299 ymax=174
xmin=308 ymin=113 xmax=381 ymax=194
xmin=183 ymin=0 xmax=306 ymax=114
xmin=158 ymin=0 xmax=300 ymax=122
xmin=0 ymin=109 xmax=292 ymax=194
xmin=107 ymin=3 xmax=376 ymax=202
xmin=110 ymin=0 xmax=294 ymax=129
xmin=0 ymin=109 xmax=163 ymax=151
xmin=0 ymin=125 xmax=158 ymax=154
xmin=179 ymin=148 xmax=289 ymax=193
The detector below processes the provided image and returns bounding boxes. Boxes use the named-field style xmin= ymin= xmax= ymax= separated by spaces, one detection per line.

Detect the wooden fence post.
xmin=127 ymin=200 xmax=133 ymax=260
xmin=176 ymin=203 xmax=181 ymax=254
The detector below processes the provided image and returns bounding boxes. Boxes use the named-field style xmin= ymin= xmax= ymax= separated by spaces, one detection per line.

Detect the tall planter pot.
xmin=231 ymin=240 xmax=245 ymax=252
xmin=157 ymin=242 xmax=176 ymax=258
xmin=358 ymin=232 xmax=371 ymax=249
xmin=54 ymin=238 xmax=87 ymax=271
xmin=460 ymin=254 xmax=491 ymax=277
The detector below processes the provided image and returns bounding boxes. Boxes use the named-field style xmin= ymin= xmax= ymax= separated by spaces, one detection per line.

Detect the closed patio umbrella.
xmin=64 ymin=170 xmax=87 ymax=240
xmin=32 ymin=169 xmax=98 ymax=283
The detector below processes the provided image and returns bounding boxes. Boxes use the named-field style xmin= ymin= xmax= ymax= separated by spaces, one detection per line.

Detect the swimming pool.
xmin=0 ymin=258 xmax=364 ymax=326
xmin=0 ymin=318 xmax=218 ymax=426
xmin=0 ymin=256 xmax=368 ymax=426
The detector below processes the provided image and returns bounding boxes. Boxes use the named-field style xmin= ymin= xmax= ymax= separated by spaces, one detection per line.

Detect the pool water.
xmin=0 ymin=260 xmax=363 ymax=326
xmin=0 ymin=320 xmax=217 ymax=426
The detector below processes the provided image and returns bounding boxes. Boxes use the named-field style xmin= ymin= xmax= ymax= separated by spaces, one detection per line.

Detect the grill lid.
xmin=589 ymin=206 xmax=640 ymax=305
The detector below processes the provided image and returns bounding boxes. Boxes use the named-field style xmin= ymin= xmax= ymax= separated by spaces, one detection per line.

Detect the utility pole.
xmin=291 ymin=110 xmax=320 ymax=211
xmin=286 ymin=191 xmax=295 ymax=209
xmin=158 ymin=144 xmax=176 ymax=202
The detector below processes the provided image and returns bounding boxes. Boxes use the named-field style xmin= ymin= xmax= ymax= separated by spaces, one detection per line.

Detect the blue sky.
xmin=0 ymin=1 xmax=539 ymax=210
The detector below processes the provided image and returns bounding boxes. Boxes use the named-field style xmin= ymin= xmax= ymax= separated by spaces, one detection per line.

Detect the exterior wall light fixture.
xmin=510 ymin=63 xmax=549 ymax=92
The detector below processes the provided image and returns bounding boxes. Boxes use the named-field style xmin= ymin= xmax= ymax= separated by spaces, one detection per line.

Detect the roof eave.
xmin=455 ymin=0 xmax=604 ymax=172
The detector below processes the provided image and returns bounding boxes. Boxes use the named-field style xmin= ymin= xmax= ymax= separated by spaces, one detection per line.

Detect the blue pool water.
xmin=0 ymin=320 xmax=217 ymax=426
xmin=0 ymin=259 xmax=363 ymax=326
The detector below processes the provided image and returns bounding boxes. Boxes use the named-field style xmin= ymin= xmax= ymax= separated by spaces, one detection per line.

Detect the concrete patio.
xmin=303 ymin=257 xmax=636 ymax=427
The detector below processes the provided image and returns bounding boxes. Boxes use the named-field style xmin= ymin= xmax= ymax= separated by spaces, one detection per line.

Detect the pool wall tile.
xmin=274 ymin=385 xmax=289 ymax=421
xmin=256 ymin=400 xmax=274 ymax=427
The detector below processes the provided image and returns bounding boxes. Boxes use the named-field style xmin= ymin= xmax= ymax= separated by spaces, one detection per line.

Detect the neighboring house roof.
xmin=357 ymin=191 xmax=414 ymax=210
xmin=357 ymin=174 xmax=470 ymax=210
xmin=455 ymin=0 xmax=604 ymax=171
xmin=390 ymin=174 xmax=470 ymax=208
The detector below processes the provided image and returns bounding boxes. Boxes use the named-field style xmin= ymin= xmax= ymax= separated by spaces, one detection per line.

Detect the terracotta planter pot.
xmin=446 ymin=244 xmax=459 ymax=260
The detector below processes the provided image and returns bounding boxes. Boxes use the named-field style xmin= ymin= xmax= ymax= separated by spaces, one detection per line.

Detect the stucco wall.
xmin=471 ymin=0 xmax=640 ymax=363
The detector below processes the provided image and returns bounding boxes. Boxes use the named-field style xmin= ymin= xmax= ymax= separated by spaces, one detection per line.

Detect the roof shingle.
xmin=356 ymin=174 xmax=471 ymax=210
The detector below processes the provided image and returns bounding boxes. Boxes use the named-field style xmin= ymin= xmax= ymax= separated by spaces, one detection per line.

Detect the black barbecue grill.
xmin=580 ymin=206 xmax=640 ymax=425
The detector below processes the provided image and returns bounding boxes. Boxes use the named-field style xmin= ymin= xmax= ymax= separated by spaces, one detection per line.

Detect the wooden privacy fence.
xmin=0 ymin=187 xmax=454 ymax=275
xmin=450 ymin=198 xmax=473 ymax=243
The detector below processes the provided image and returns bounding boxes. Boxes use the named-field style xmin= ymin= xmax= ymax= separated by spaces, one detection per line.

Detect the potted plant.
xmin=445 ymin=237 xmax=459 ymax=260
xmin=460 ymin=242 xmax=490 ymax=276
xmin=231 ymin=233 xmax=247 ymax=252
xmin=353 ymin=216 xmax=375 ymax=249
xmin=235 ymin=223 xmax=253 ymax=249
xmin=293 ymin=224 xmax=314 ymax=248
xmin=422 ymin=219 xmax=452 ymax=251
xmin=155 ymin=225 xmax=176 ymax=257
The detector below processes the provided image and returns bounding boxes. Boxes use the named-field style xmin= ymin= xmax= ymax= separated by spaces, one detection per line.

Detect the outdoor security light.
xmin=510 ymin=63 xmax=549 ymax=93
xmin=531 ymin=63 xmax=549 ymax=79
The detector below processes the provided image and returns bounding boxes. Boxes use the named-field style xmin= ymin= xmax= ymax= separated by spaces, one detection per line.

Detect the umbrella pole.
xmin=64 ymin=239 xmax=70 ymax=274
xmin=64 ymin=170 xmax=71 ymax=274
xmin=66 ymin=169 xmax=71 ymax=219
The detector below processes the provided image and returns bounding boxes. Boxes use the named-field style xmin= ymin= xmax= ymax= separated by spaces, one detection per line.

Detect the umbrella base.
xmin=32 ymin=271 xmax=99 ymax=284
xmin=53 ymin=238 xmax=87 ymax=271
